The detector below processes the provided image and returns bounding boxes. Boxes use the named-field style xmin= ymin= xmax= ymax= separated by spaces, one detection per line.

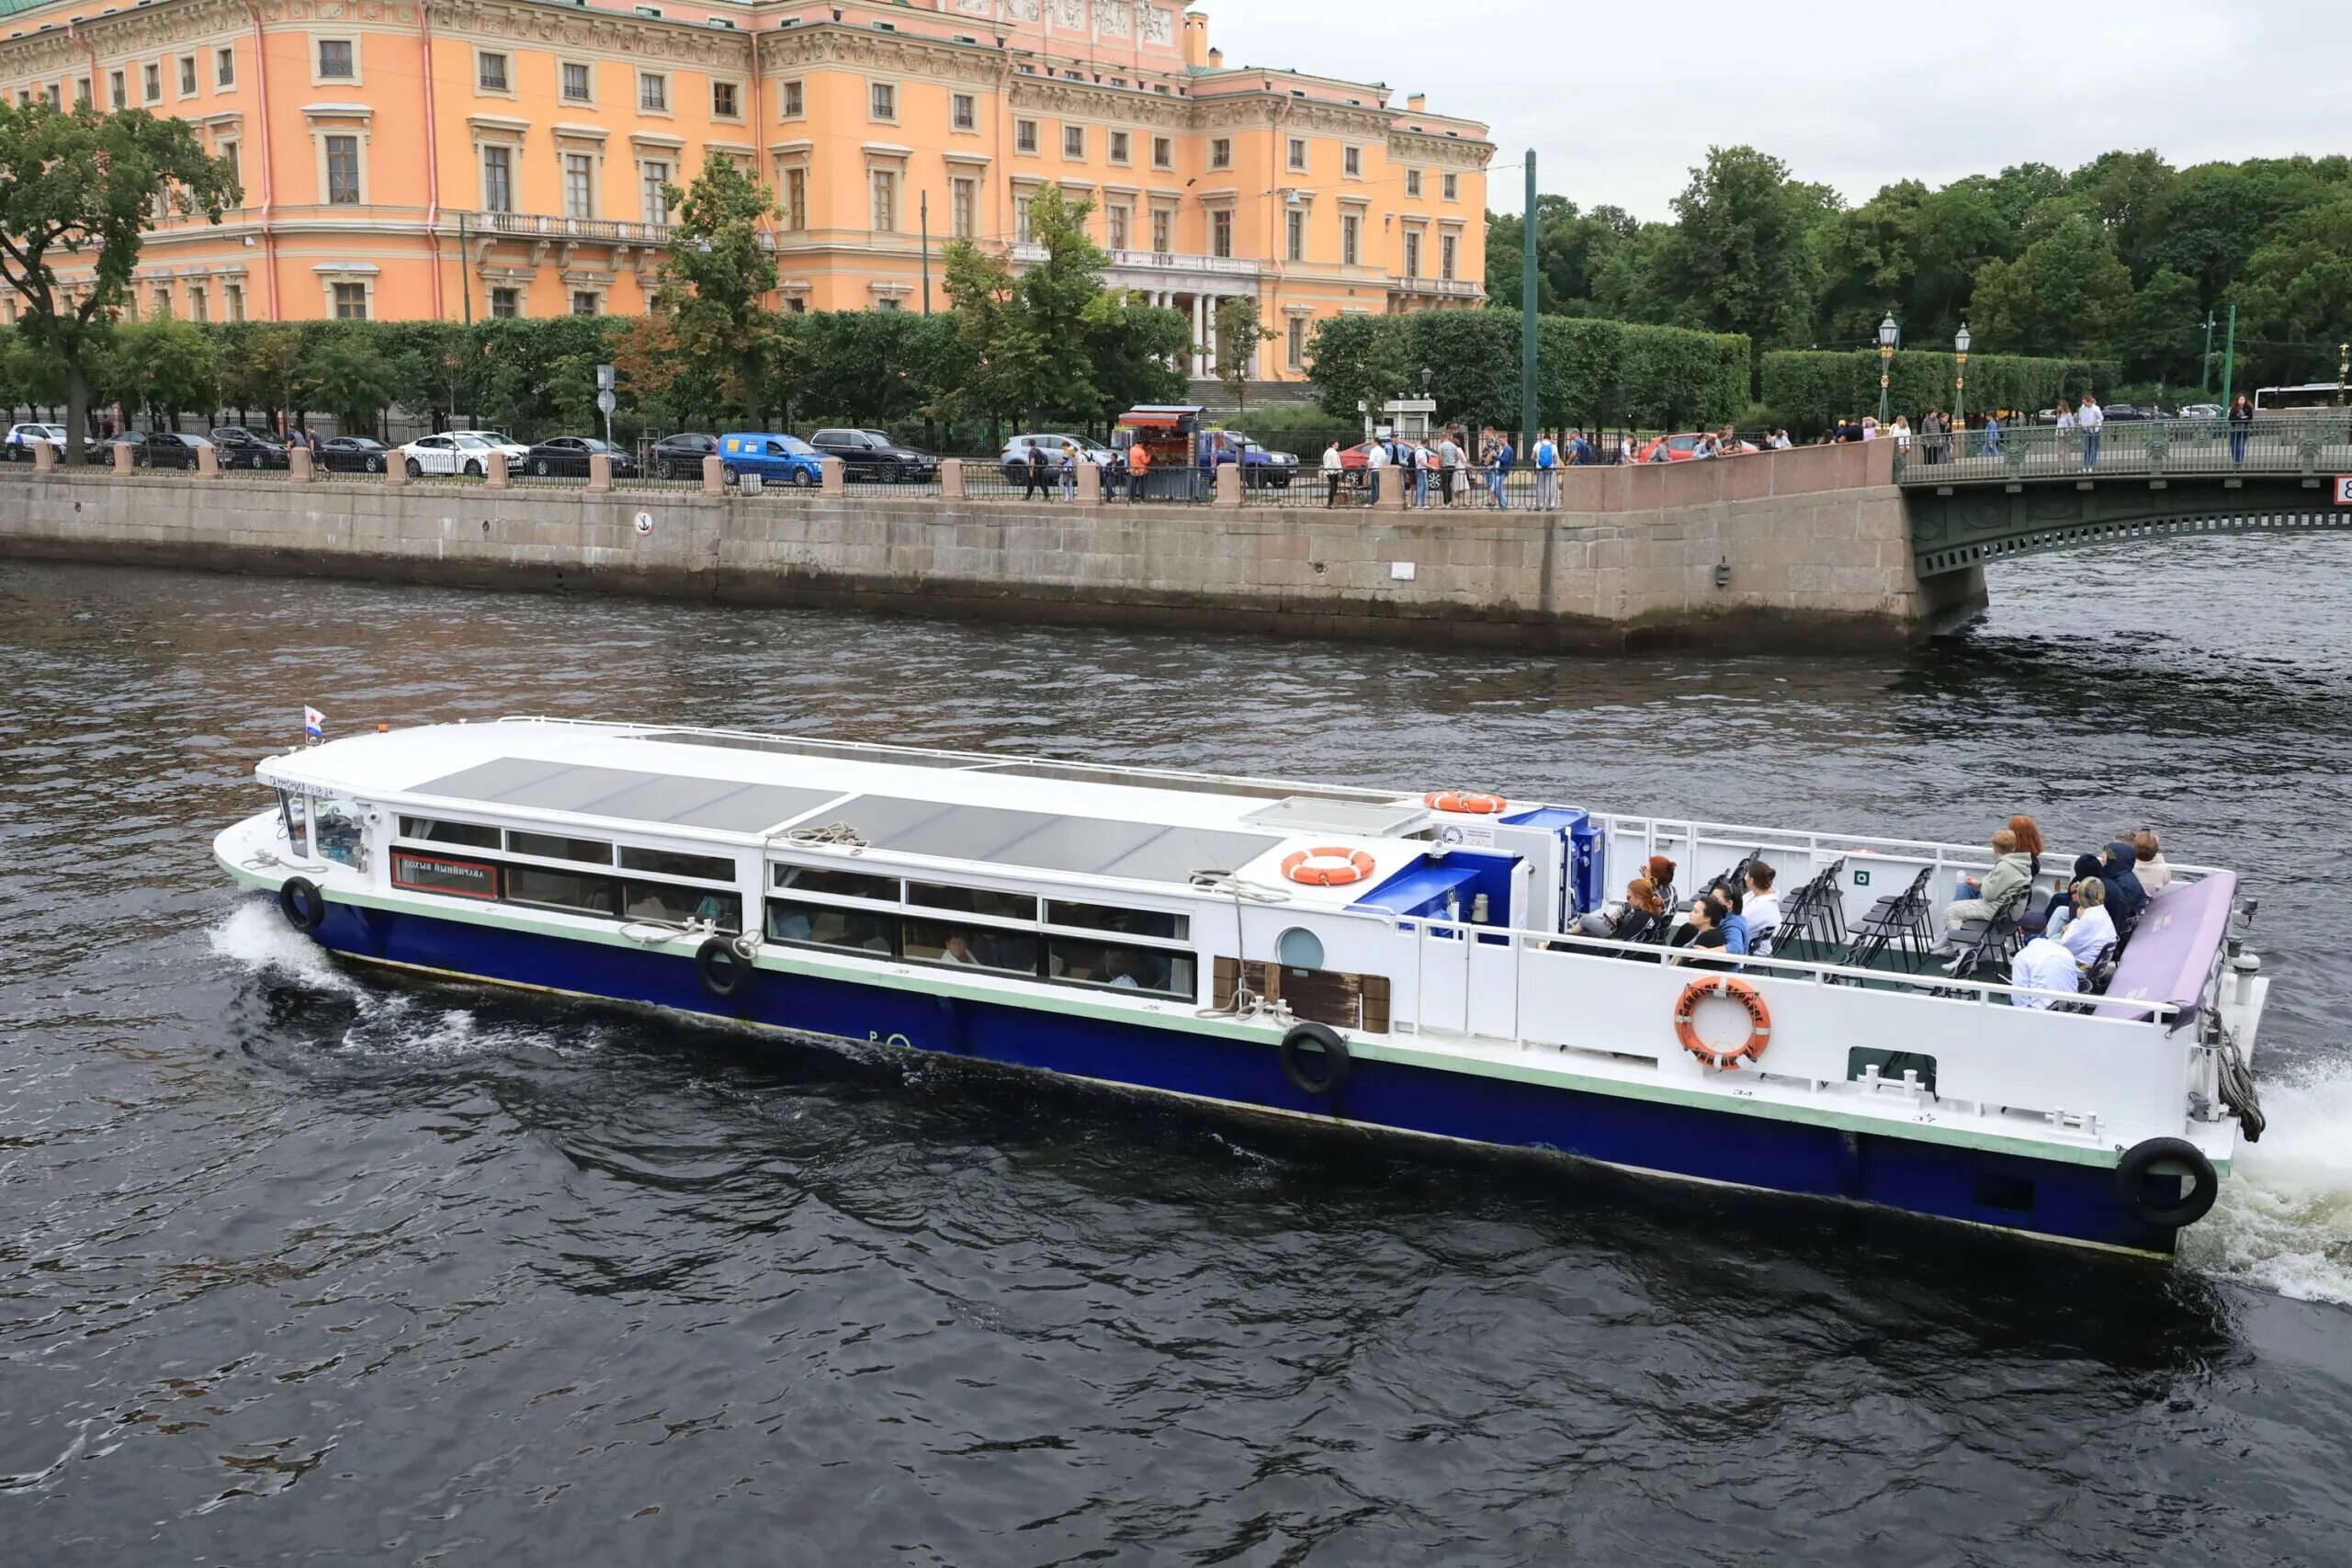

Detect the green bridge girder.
xmin=1904 ymin=470 xmax=2352 ymax=577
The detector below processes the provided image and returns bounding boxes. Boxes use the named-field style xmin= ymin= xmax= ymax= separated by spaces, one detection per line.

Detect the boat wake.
xmin=208 ymin=900 xmax=363 ymax=996
xmin=2182 ymin=1067 xmax=2352 ymax=1306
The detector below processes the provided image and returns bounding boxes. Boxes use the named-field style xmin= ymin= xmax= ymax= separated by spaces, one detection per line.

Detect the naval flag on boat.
xmin=303 ymin=706 xmax=325 ymax=741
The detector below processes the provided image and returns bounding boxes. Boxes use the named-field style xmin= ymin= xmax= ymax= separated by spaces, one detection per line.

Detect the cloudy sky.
xmin=1209 ymin=1 xmax=2352 ymax=219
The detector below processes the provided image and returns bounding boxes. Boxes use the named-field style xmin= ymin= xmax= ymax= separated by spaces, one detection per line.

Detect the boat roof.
xmin=257 ymin=718 xmax=1441 ymax=904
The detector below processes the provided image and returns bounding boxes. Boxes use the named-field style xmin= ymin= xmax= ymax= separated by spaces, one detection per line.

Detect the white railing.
xmin=465 ymin=211 xmax=678 ymax=245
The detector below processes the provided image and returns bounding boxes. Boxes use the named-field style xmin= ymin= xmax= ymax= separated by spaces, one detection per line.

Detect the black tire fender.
xmin=277 ymin=875 xmax=328 ymax=933
xmin=1279 ymin=1021 xmax=1351 ymax=1097
xmin=695 ymin=934 xmax=755 ymax=999
xmin=2113 ymin=1136 xmax=2219 ymax=1230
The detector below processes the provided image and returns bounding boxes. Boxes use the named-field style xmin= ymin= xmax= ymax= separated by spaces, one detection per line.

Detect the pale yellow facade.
xmin=0 ymin=0 xmax=1490 ymax=380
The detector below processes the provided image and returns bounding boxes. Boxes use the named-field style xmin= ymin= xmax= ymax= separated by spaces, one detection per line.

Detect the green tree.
xmin=1654 ymin=146 xmax=1830 ymax=355
xmin=1211 ymin=295 xmax=1272 ymax=411
xmin=0 ymin=100 xmax=238 ymax=460
xmin=656 ymin=150 xmax=778 ymax=421
xmin=2232 ymin=196 xmax=2352 ymax=387
xmin=308 ymin=334 xmax=399 ymax=437
xmin=939 ymin=234 xmax=1041 ymax=432
xmin=1082 ymin=292 xmax=1188 ymax=426
xmin=106 ymin=314 xmax=216 ymax=425
xmin=1969 ymin=215 xmax=2135 ymax=359
xmin=1014 ymin=184 xmax=1107 ymax=421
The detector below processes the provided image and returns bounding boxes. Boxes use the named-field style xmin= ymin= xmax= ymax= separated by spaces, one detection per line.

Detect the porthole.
xmin=1276 ymin=927 xmax=1324 ymax=971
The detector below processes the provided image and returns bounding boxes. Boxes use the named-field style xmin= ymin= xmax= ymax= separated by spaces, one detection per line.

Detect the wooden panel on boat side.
xmin=1216 ymin=957 xmax=1392 ymax=1032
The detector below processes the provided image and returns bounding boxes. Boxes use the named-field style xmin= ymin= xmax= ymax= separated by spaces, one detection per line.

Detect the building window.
xmin=1062 ymin=124 xmax=1084 ymax=160
xmin=324 ymin=134 xmax=361 ymax=203
xmin=1013 ymin=194 xmax=1033 ymax=243
xmin=711 ymin=80 xmax=739 ymax=118
xmin=563 ymin=152 xmax=594 ymax=218
xmin=1209 ymin=137 xmax=1230 ymax=169
xmin=1108 ymin=129 xmax=1129 ymax=164
xmin=333 ymin=281 xmax=368 ymax=319
xmin=1107 ymin=201 xmax=1129 ymax=250
xmin=869 ymin=167 xmax=897 ymax=231
xmin=868 ymin=81 xmax=895 ymax=120
xmin=1286 ymin=315 xmax=1306 ymax=370
xmin=950 ymin=175 xmax=976 ymax=239
xmin=1288 ymin=137 xmax=1306 ymax=172
xmin=177 ymin=55 xmax=197 ymax=96
xmin=188 ymin=284 xmax=208 ymax=323
xmin=1149 ymin=206 xmax=1170 ymax=252
xmin=639 ymin=72 xmax=667 ymax=112
xmin=561 ymin=61 xmax=591 ymax=102
xmin=490 ymin=287 xmax=518 ymax=319
xmin=780 ymin=79 xmax=803 ymax=118
xmin=1404 ymin=168 xmax=1422 ymax=199
xmin=217 ymin=46 xmax=234 ymax=88
xmin=317 ymin=39 xmax=353 ymax=81
xmin=951 ymin=92 xmax=975 ymax=130
xmin=1285 ymin=208 xmax=1304 ymax=262
xmin=478 ymin=51 xmax=508 ymax=92
xmin=1014 ymin=118 xmax=1037 ymax=154
xmin=142 ymin=62 xmax=160 ymax=102
xmin=875 ymin=296 xmax=900 ymax=312
xmin=1210 ymin=209 xmax=1231 ymax=259
xmin=1341 ymin=212 xmax=1360 ymax=265
xmin=640 ymin=160 xmax=670 ymax=222
xmin=481 ymin=144 xmax=513 ymax=212
xmin=1442 ymin=172 xmax=1458 ymax=202
xmin=1404 ymin=230 xmax=1420 ymax=277
xmin=779 ymin=166 xmax=806 ymax=231
xmin=1441 ymin=233 xmax=1457 ymax=280
xmin=108 ymin=69 xmax=124 ymax=108
xmin=571 ymin=290 xmax=598 ymax=316
xmin=218 ymin=140 xmax=239 ymax=184
xmin=1343 ymin=145 xmax=1361 ymax=178
xmin=1152 ymin=135 xmax=1171 ymax=169
xmin=224 ymin=282 xmax=243 ymax=321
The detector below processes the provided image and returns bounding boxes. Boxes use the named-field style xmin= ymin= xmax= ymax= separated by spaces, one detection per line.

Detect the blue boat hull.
xmin=303 ymin=900 xmax=2175 ymax=1257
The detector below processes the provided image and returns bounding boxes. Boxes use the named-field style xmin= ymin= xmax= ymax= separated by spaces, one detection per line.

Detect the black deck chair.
xmin=1840 ymin=865 xmax=1935 ymax=973
xmin=1941 ymin=879 xmax=2033 ymax=980
xmin=1772 ymin=857 xmax=1849 ymax=956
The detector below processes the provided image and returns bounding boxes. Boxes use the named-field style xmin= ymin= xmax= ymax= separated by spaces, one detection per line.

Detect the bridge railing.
xmin=1894 ymin=415 xmax=2352 ymax=485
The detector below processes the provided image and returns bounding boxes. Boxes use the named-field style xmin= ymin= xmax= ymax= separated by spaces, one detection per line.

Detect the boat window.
xmin=1045 ymin=900 xmax=1190 ymax=942
xmin=908 ymin=882 xmax=1036 ymax=920
xmin=621 ymin=880 xmax=741 ymax=931
xmin=620 ymin=846 xmax=736 ymax=883
xmin=508 ymin=830 xmax=614 ymax=865
xmin=504 ymin=864 xmax=618 ymax=917
xmin=1275 ymin=928 xmax=1325 ymax=969
xmin=277 ymin=790 xmax=309 ymax=855
xmin=904 ymin=918 xmax=1039 ymax=976
xmin=401 ymin=815 xmax=501 ymax=849
xmin=1045 ymin=937 xmax=1194 ymax=999
xmin=765 ymin=897 xmax=897 ymax=956
xmin=773 ymin=864 xmax=899 ymax=902
xmin=391 ymin=851 xmax=499 ymax=900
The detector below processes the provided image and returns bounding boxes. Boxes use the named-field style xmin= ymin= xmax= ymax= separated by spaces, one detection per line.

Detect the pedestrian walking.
xmin=1023 ymin=444 xmax=1050 ymax=500
xmin=1363 ymin=434 xmax=1385 ymax=507
xmin=1487 ymin=434 xmax=1513 ymax=508
xmin=1532 ymin=430 xmax=1559 ymax=509
xmin=2077 ymin=393 xmax=2104 ymax=470
xmin=1981 ymin=410 xmax=2002 ymax=460
xmin=1057 ymin=447 xmax=1077 ymax=501
xmin=1321 ymin=439 xmax=1344 ymax=508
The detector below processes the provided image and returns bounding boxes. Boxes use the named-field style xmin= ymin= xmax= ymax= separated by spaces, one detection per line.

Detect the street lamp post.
xmin=1952 ymin=322 xmax=1971 ymax=444
xmin=2337 ymin=341 xmax=2348 ymax=406
xmin=1877 ymin=313 xmax=1899 ymax=428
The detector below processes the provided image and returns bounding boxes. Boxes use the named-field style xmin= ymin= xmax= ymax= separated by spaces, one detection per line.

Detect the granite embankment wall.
xmin=0 ymin=442 xmax=1983 ymax=650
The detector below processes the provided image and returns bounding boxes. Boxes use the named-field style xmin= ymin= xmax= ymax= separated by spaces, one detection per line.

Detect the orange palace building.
xmin=0 ymin=0 xmax=1488 ymax=383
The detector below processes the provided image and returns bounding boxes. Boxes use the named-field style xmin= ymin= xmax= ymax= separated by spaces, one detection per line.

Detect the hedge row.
xmin=1759 ymin=350 xmax=2122 ymax=434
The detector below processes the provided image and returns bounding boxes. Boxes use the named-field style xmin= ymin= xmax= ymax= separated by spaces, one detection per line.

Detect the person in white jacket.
xmin=2077 ymin=393 xmax=2104 ymax=470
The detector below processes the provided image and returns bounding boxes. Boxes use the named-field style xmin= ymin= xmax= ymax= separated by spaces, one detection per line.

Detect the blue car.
xmin=718 ymin=432 xmax=825 ymax=487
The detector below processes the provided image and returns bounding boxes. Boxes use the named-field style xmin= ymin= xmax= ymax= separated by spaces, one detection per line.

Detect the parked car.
xmin=808 ymin=428 xmax=939 ymax=483
xmin=1634 ymin=433 xmax=1758 ymax=461
xmin=523 ymin=435 xmax=640 ymax=479
xmin=1000 ymin=433 xmax=1119 ymax=483
xmin=209 ymin=426 xmax=290 ymax=469
xmin=2177 ymin=402 xmax=2224 ymax=421
xmin=398 ymin=432 xmax=503 ymax=478
xmin=447 ymin=429 xmax=532 ymax=463
xmin=5 ymin=422 xmax=66 ymax=460
xmin=650 ymin=432 xmax=718 ymax=480
xmin=317 ymin=435 xmax=390 ymax=473
xmin=717 ymin=431 xmax=825 ymax=487
xmin=89 ymin=430 xmax=209 ymax=468
xmin=1198 ymin=428 xmax=1298 ymax=488
xmin=2100 ymin=402 xmax=2157 ymax=422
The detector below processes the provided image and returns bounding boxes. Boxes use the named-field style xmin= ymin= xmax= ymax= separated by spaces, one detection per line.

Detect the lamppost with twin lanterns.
xmin=1877 ymin=313 xmax=1900 ymax=427
xmin=1953 ymin=322 xmax=1972 ymax=436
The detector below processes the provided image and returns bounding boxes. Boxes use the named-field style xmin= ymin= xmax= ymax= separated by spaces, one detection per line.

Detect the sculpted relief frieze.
xmin=1141 ymin=6 xmax=1172 ymax=45
xmin=1004 ymin=0 xmax=1040 ymax=20
xmin=430 ymin=0 xmax=751 ymax=67
xmin=1094 ymin=1 xmax=1131 ymax=39
xmin=763 ymin=27 xmax=1001 ymax=86
xmin=255 ymin=1 xmax=419 ymax=25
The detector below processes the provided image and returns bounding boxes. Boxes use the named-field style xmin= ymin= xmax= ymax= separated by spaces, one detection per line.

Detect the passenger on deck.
xmin=1947 ymin=829 xmax=2034 ymax=930
xmin=2007 ymin=908 xmax=2079 ymax=1009
xmin=2007 ymin=815 xmax=2046 ymax=881
xmin=1743 ymin=863 xmax=1781 ymax=955
xmin=1671 ymin=896 xmax=1736 ymax=969
xmin=2129 ymin=829 xmax=2172 ymax=896
xmin=1577 ymin=875 xmax=1666 ymax=941
xmin=1644 ymin=854 xmax=1679 ymax=912
xmin=2054 ymin=878 xmax=2116 ymax=970
xmin=2098 ymin=840 xmax=2148 ymax=924
xmin=938 ymin=933 xmax=978 ymax=965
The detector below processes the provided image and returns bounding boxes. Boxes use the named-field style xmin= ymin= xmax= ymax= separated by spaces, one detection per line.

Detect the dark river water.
xmin=3 ymin=547 xmax=2349 ymax=1565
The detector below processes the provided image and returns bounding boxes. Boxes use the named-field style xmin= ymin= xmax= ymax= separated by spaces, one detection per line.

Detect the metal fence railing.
xmin=1895 ymin=415 xmax=2352 ymax=484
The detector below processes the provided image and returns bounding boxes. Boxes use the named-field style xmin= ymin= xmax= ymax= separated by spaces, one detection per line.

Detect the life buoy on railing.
xmin=1281 ymin=846 xmax=1377 ymax=887
xmin=1672 ymin=976 xmax=1772 ymax=1070
xmin=1424 ymin=791 xmax=1509 ymax=815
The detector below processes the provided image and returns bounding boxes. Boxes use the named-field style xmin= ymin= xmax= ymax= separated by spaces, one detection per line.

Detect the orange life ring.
xmin=1424 ymin=791 xmax=1508 ymax=815
xmin=1672 ymin=977 xmax=1773 ymax=1070
xmin=1281 ymin=846 xmax=1377 ymax=887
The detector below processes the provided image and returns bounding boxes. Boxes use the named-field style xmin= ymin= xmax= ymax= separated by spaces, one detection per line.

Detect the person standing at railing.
xmin=1128 ymin=435 xmax=1151 ymax=503
xmin=1487 ymin=434 xmax=1513 ymax=509
xmin=1321 ymin=439 xmax=1343 ymax=509
xmin=2229 ymin=394 xmax=2254 ymax=465
xmin=2077 ymin=393 xmax=2104 ymax=470
xmin=1980 ymin=410 xmax=2002 ymax=459
xmin=1532 ymin=430 xmax=1558 ymax=510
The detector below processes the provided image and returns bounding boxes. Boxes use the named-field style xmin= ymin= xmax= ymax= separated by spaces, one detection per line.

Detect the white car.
xmin=448 ymin=429 xmax=532 ymax=463
xmin=5 ymin=422 xmax=66 ymax=460
xmin=397 ymin=432 xmax=504 ymax=478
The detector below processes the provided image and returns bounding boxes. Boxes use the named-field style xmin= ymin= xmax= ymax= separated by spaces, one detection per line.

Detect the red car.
xmin=1635 ymin=433 xmax=1758 ymax=462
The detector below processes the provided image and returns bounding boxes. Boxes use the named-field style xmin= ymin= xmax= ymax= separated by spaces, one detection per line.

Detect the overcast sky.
xmin=1210 ymin=1 xmax=2352 ymax=219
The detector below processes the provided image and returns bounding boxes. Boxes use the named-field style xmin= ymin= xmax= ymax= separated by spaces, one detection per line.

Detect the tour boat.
xmin=214 ymin=716 xmax=2267 ymax=1257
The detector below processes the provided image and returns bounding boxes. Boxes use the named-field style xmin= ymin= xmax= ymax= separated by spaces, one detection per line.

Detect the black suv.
xmin=807 ymin=428 xmax=938 ymax=483
xmin=650 ymin=432 xmax=718 ymax=481
xmin=209 ymin=426 xmax=290 ymax=469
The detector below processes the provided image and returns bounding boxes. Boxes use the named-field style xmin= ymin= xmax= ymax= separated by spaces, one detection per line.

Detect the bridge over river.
xmin=1897 ymin=417 xmax=2352 ymax=577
